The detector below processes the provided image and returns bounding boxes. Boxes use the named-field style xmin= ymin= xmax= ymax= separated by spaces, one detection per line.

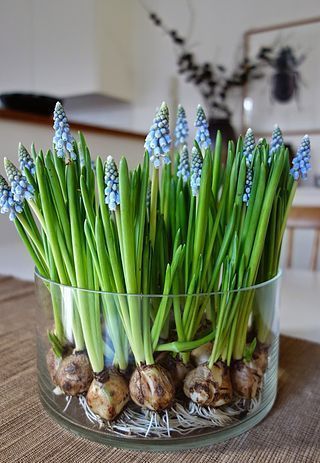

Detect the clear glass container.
xmin=35 ymin=271 xmax=281 ymax=451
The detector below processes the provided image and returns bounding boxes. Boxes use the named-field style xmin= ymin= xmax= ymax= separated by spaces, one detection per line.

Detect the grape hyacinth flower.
xmin=104 ymin=156 xmax=120 ymax=211
xmin=194 ymin=105 xmax=212 ymax=151
xmin=174 ymin=105 xmax=189 ymax=147
xmin=268 ymin=124 xmax=284 ymax=164
xmin=190 ymin=145 xmax=203 ymax=196
xmin=177 ymin=145 xmax=190 ymax=183
xmin=290 ymin=135 xmax=311 ymax=181
xmin=144 ymin=102 xmax=171 ymax=168
xmin=243 ymin=169 xmax=253 ymax=205
xmin=243 ymin=128 xmax=255 ymax=165
xmin=4 ymin=158 xmax=34 ymax=203
xmin=242 ymin=128 xmax=255 ymax=205
xmin=18 ymin=143 xmax=35 ymax=175
xmin=0 ymin=175 xmax=23 ymax=221
xmin=53 ymin=102 xmax=76 ymax=160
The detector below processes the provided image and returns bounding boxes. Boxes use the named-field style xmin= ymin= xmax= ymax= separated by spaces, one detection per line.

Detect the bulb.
xmin=184 ymin=361 xmax=233 ymax=407
xmin=129 ymin=365 xmax=174 ymax=412
xmin=87 ymin=370 xmax=129 ymax=421
xmin=56 ymin=351 xmax=93 ymax=396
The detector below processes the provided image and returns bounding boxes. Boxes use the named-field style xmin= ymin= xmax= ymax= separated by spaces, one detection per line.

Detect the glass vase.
xmin=35 ymin=271 xmax=281 ymax=451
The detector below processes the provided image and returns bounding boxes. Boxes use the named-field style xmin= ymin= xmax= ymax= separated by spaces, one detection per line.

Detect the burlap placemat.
xmin=0 ymin=276 xmax=319 ymax=463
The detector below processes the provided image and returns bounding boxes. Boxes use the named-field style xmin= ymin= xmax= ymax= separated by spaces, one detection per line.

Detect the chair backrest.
xmin=286 ymin=207 xmax=320 ymax=271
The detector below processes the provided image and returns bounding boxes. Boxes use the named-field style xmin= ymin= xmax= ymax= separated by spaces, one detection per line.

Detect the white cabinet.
xmin=0 ymin=0 xmax=133 ymax=101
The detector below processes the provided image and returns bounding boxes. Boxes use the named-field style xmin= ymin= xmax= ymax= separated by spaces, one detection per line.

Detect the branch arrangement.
xmin=0 ymin=102 xmax=311 ymax=425
xmin=147 ymin=11 xmax=266 ymax=118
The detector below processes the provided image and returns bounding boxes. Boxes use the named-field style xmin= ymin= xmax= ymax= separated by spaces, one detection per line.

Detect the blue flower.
xmin=290 ymin=135 xmax=311 ymax=181
xmin=242 ymin=168 xmax=253 ymax=205
xmin=243 ymin=128 xmax=255 ymax=165
xmin=242 ymin=129 xmax=255 ymax=205
xmin=53 ymin=101 xmax=76 ymax=160
xmin=104 ymin=156 xmax=120 ymax=211
xmin=4 ymin=158 xmax=34 ymax=203
xmin=174 ymin=105 xmax=189 ymax=147
xmin=144 ymin=102 xmax=171 ymax=168
xmin=194 ymin=105 xmax=212 ymax=151
xmin=177 ymin=145 xmax=190 ymax=183
xmin=269 ymin=125 xmax=284 ymax=164
xmin=0 ymin=175 xmax=23 ymax=221
xmin=190 ymin=145 xmax=203 ymax=196
xmin=18 ymin=143 xmax=35 ymax=175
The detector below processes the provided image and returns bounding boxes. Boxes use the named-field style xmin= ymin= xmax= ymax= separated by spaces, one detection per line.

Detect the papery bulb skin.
xmin=253 ymin=343 xmax=269 ymax=374
xmin=46 ymin=348 xmax=62 ymax=386
xmin=157 ymin=353 xmax=191 ymax=389
xmin=190 ymin=342 xmax=213 ymax=366
xmin=129 ymin=364 xmax=175 ymax=412
xmin=46 ymin=345 xmax=73 ymax=386
xmin=87 ymin=369 xmax=130 ymax=421
xmin=183 ymin=361 xmax=233 ymax=407
xmin=231 ymin=359 xmax=263 ymax=400
xmin=57 ymin=351 xmax=93 ymax=396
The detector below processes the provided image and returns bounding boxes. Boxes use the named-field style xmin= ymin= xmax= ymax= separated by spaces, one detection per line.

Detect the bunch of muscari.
xmin=0 ymin=100 xmax=311 ymax=422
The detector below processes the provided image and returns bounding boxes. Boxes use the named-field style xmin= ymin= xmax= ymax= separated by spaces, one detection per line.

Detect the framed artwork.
xmin=242 ymin=17 xmax=320 ymax=139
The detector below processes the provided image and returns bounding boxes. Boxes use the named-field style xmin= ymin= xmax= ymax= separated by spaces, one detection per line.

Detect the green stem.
xmin=150 ymin=167 xmax=159 ymax=249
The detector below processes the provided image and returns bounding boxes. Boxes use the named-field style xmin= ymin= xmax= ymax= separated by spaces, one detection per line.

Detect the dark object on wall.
xmin=258 ymin=46 xmax=305 ymax=103
xmin=0 ymin=93 xmax=62 ymax=116
xmin=147 ymin=10 xmax=266 ymax=127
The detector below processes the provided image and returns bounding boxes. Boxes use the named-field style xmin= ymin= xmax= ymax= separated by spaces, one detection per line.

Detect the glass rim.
xmin=35 ymin=268 xmax=282 ymax=298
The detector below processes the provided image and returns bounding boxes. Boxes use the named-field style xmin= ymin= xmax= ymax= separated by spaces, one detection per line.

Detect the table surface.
xmin=1 ymin=276 xmax=320 ymax=463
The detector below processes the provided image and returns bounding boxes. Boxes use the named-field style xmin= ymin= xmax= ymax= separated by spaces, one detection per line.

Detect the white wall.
xmin=70 ymin=0 xmax=319 ymax=132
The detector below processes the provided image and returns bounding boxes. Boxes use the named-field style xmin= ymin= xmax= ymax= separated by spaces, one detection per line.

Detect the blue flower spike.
xmin=104 ymin=156 xmax=120 ymax=212
xmin=53 ymin=101 xmax=76 ymax=160
xmin=190 ymin=145 xmax=203 ymax=196
xmin=177 ymin=145 xmax=190 ymax=184
xmin=0 ymin=175 xmax=23 ymax=221
xmin=18 ymin=143 xmax=35 ymax=175
xmin=144 ymin=102 xmax=171 ymax=168
xmin=174 ymin=105 xmax=189 ymax=147
xmin=242 ymin=128 xmax=255 ymax=205
xmin=194 ymin=105 xmax=212 ymax=151
xmin=4 ymin=158 xmax=34 ymax=203
xmin=290 ymin=135 xmax=311 ymax=181
xmin=243 ymin=128 xmax=255 ymax=165
xmin=269 ymin=124 xmax=284 ymax=164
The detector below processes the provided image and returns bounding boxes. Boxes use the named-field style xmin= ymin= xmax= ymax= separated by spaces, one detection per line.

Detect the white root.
xmin=62 ymin=395 xmax=73 ymax=413
xmin=54 ymin=386 xmax=262 ymax=438
xmin=78 ymin=395 xmax=104 ymax=428
xmin=77 ymin=394 xmax=261 ymax=437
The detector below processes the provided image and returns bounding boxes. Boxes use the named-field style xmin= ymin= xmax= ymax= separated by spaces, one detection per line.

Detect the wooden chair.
xmin=286 ymin=207 xmax=320 ymax=271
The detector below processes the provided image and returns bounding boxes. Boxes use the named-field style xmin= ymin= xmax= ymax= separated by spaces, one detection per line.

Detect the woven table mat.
xmin=0 ymin=276 xmax=319 ymax=463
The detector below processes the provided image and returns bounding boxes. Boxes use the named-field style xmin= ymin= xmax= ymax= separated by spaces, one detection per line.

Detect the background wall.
xmin=62 ymin=1 xmax=320 ymax=135
xmin=0 ymin=0 xmax=319 ymax=279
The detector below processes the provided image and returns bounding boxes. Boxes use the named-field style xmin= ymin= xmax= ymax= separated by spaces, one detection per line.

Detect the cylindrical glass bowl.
xmin=35 ymin=271 xmax=280 ymax=451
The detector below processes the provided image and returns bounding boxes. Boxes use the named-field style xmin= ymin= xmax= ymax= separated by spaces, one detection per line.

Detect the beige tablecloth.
xmin=0 ymin=276 xmax=319 ymax=462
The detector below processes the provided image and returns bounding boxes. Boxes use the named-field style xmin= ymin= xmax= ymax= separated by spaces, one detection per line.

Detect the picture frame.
xmin=242 ymin=17 xmax=320 ymax=139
